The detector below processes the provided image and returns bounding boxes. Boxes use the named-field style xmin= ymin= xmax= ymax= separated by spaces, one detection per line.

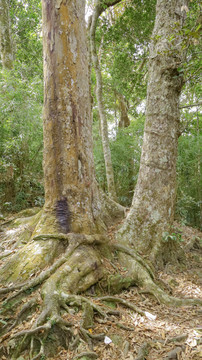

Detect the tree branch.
xmin=180 ymin=102 xmax=202 ymax=109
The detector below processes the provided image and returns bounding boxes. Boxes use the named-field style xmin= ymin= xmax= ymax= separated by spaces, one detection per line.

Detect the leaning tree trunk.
xmin=90 ymin=0 xmax=120 ymax=202
xmin=116 ymin=0 xmax=188 ymax=265
xmin=0 ymin=0 xmax=13 ymax=69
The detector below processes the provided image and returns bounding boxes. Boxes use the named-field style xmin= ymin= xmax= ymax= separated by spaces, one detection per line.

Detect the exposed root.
xmin=153 ymin=333 xmax=188 ymax=345
xmin=115 ymin=244 xmax=202 ymax=307
xmin=134 ymin=342 xmax=151 ymax=360
xmin=0 ymin=245 xmax=75 ymax=302
xmin=164 ymin=346 xmax=185 ymax=360
xmin=166 ymin=333 xmax=188 ymax=344
xmin=116 ymin=322 xmax=134 ymax=331
xmin=112 ymin=243 xmax=155 ymax=279
xmin=6 ymin=297 xmax=37 ymax=333
xmin=30 ymin=337 xmax=45 ymax=360
xmin=11 ymin=321 xmax=52 ymax=338
xmin=33 ymin=232 xmax=107 ymax=244
xmin=0 ymin=215 xmax=201 ymax=359
xmin=60 ymin=293 xmax=107 ymax=318
xmin=80 ymin=327 xmax=105 ymax=341
xmin=73 ymin=351 xmax=98 ymax=359
xmin=97 ymin=296 xmax=145 ymax=316
xmin=1 ymin=233 xmax=107 ymax=304
xmin=0 ymin=280 xmax=35 ymax=296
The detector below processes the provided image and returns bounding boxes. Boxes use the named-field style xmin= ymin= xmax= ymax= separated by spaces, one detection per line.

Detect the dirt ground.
xmin=0 ymin=216 xmax=201 ymax=360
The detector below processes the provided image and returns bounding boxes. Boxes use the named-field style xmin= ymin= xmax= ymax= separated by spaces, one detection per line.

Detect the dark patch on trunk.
xmin=56 ymin=197 xmax=71 ymax=233
xmin=78 ymin=116 xmax=82 ymax=136
xmin=45 ymin=0 xmax=53 ymax=23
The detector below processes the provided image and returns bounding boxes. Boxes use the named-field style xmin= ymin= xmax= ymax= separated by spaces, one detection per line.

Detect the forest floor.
xmin=0 ymin=214 xmax=201 ymax=360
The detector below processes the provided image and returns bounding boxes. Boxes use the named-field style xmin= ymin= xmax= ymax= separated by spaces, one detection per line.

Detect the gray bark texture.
xmin=117 ymin=0 xmax=188 ymax=263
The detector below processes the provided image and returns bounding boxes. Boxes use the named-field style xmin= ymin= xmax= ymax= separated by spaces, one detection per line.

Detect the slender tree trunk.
xmin=90 ymin=0 xmax=119 ymax=201
xmin=196 ymin=110 xmax=202 ymax=228
xmin=0 ymin=0 xmax=13 ymax=69
xmin=117 ymin=0 xmax=188 ymax=264
xmin=117 ymin=91 xmax=130 ymax=128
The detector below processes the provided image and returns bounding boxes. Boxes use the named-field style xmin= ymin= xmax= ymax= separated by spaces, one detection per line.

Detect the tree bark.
xmin=42 ymin=0 xmax=103 ymax=234
xmin=0 ymin=0 xmax=13 ymax=69
xmin=196 ymin=110 xmax=202 ymax=227
xmin=117 ymin=91 xmax=130 ymax=128
xmin=0 ymin=0 xmax=125 ymax=285
xmin=117 ymin=0 xmax=188 ymax=264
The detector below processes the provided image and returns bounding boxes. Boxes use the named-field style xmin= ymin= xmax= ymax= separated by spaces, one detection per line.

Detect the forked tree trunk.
xmin=117 ymin=0 xmax=188 ymax=263
xmin=0 ymin=0 xmax=13 ymax=69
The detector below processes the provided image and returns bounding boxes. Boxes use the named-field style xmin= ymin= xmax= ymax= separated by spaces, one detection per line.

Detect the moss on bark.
xmin=0 ymin=208 xmax=201 ymax=360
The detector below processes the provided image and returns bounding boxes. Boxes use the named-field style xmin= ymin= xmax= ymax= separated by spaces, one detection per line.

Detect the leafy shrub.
xmin=176 ymin=113 xmax=201 ymax=229
xmin=0 ymin=68 xmax=44 ymax=213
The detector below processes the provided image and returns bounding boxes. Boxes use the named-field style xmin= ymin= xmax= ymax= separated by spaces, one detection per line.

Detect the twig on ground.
xmin=0 ymin=250 xmax=15 ymax=259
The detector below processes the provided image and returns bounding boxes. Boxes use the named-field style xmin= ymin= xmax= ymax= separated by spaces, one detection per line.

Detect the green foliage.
xmin=9 ymin=0 xmax=43 ymax=78
xmin=98 ymin=0 xmax=156 ymax=115
xmin=162 ymin=231 xmax=183 ymax=244
xmin=0 ymin=0 xmax=44 ymax=213
xmin=93 ymin=117 xmax=144 ymax=206
xmin=0 ymin=68 xmax=44 ymax=213
xmin=180 ymin=1 xmax=201 ymax=98
xmin=176 ymin=111 xmax=201 ymax=229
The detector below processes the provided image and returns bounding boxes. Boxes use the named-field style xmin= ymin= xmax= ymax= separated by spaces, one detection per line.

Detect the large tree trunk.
xmin=0 ymin=0 xmax=124 ymax=284
xmin=41 ymin=0 xmax=101 ymax=234
xmin=0 ymin=0 xmax=13 ymax=69
xmin=116 ymin=0 xmax=188 ymax=264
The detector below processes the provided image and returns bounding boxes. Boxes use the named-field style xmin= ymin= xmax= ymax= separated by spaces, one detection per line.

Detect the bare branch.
xmin=180 ymin=102 xmax=202 ymax=109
